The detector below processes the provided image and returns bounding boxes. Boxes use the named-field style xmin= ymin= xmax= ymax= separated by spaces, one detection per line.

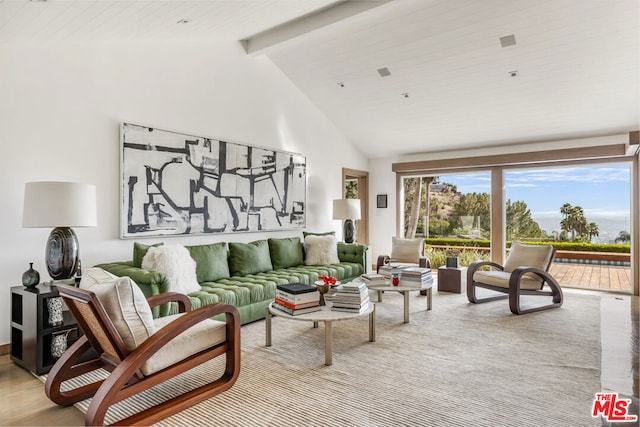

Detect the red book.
xmin=274 ymin=297 xmax=319 ymax=310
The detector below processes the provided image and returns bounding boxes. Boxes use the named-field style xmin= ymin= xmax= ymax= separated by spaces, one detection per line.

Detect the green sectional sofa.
xmin=97 ymin=236 xmax=367 ymax=325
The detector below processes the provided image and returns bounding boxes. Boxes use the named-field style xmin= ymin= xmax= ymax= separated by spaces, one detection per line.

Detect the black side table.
xmin=10 ymin=284 xmax=81 ymax=375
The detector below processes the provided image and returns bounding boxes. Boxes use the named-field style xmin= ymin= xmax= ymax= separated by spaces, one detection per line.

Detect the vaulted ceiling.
xmin=2 ymin=0 xmax=638 ymax=158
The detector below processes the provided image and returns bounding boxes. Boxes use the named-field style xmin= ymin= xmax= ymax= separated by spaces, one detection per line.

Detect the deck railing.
xmin=427 ymin=245 xmax=630 ymax=266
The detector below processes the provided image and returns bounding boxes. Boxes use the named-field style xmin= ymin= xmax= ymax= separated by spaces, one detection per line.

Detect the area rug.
xmin=50 ymin=291 xmax=602 ymax=426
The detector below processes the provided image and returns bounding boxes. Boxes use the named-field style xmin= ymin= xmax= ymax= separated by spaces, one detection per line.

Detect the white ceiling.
xmin=2 ymin=0 xmax=638 ymax=158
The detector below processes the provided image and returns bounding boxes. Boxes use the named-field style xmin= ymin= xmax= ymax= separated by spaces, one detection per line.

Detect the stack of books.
xmin=330 ymin=282 xmax=370 ymax=313
xmin=273 ymin=283 xmax=321 ymax=315
xmin=361 ymin=273 xmax=387 ymax=285
xmin=399 ymin=267 xmax=434 ymax=288
xmin=378 ymin=264 xmax=406 ymax=279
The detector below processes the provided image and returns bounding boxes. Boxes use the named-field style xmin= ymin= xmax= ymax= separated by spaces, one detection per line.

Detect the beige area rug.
xmin=52 ymin=291 xmax=602 ymax=426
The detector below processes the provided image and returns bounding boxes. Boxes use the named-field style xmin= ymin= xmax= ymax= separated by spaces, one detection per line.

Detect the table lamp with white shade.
xmin=22 ymin=182 xmax=97 ymax=283
xmin=333 ymin=198 xmax=361 ymax=243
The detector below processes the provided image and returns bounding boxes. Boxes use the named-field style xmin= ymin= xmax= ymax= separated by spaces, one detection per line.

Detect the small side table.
xmin=437 ymin=267 xmax=467 ymax=293
xmin=10 ymin=284 xmax=81 ymax=375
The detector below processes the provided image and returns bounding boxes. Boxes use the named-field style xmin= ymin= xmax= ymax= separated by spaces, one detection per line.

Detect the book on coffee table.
xmin=276 ymin=283 xmax=317 ymax=294
xmin=272 ymin=302 xmax=321 ymax=316
xmin=361 ymin=273 xmax=386 ymax=285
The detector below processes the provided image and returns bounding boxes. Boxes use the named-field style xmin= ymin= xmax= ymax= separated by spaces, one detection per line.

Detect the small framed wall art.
xmin=377 ymin=194 xmax=388 ymax=208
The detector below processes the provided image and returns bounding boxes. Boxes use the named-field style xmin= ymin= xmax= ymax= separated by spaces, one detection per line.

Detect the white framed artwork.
xmin=121 ymin=123 xmax=306 ymax=238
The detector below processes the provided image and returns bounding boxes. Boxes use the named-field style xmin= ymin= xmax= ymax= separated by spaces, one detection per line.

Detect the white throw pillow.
xmin=304 ymin=234 xmax=340 ymax=265
xmin=390 ymin=237 xmax=423 ymax=263
xmin=142 ymin=244 xmax=201 ymax=295
xmin=80 ymin=267 xmax=155 ymax=351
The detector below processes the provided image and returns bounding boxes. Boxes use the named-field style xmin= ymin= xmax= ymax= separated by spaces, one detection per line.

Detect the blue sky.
xmin=436 ymin=163 xmax=631 ymax=219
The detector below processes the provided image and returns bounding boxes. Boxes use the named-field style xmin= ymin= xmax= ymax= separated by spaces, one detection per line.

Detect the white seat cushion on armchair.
xmin=503 ymin=242 xmax=554 ymax=273
xmin=472 ymin=270 xmax=544 ymax=290
xmin=141 ymin=314 xmax=227 ymax=376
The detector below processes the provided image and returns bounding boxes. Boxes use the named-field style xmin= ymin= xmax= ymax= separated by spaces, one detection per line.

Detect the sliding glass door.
xmin=399 ymin=163 xmax=632 ymax=293
xmin=505 ymin=163 xmax=631 ymax=292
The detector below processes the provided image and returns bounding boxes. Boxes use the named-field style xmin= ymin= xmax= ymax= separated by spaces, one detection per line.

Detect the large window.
xmin=401 ymin=172 xmax=492 ymax=265
xmin=401 ymin=173 xmax=491 ymax=239
xmin=505 ymin=164 xmax=631 ymax=243
xmin=398 ymin=162 xmax=634 ymax=293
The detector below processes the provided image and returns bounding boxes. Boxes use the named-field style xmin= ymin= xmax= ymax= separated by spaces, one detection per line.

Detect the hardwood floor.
xmin=0 ymin=355 xmax=84 ymax=426
xmin=1 ymin=288 xmax=637 ymax=426
xmin=549 ymin=263 xmax=631 ymax=291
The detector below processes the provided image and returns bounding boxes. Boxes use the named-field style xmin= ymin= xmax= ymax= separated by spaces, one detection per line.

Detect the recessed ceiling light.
xmin=177 ymin=19 xmax=191 ymax=24
xmin=500 ymin=34 xmax=516 ymax=48
xmin=377 ymin=67 xmax=391 ymax=77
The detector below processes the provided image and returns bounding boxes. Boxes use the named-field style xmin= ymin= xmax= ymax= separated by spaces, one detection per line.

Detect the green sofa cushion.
xmin=268 ymin=237 xmax=304 ymax=270
xmin=186 ymin=242 xmax=230 ymax=283
xmin=133 ymin=242 xmax=164 ymax=268
xmin=229 ymin=240 xmax=273 ymax=276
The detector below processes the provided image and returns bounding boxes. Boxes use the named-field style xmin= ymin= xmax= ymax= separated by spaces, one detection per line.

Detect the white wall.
xmin=368 ymin=157 xmax=399 ymax=261
xmin=0 ymin=40 xmax=366 ymax=345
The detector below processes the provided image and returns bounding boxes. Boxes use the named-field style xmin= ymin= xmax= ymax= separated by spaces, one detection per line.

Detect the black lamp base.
xmin=343 ymin=219 xmax=356 ymax=244
xmin=46 ymin=227 xmax=79 ymax=281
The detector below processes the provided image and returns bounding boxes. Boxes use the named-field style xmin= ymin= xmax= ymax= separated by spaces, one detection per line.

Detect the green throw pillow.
xmin=229 ymin=240 xmax=273 ymax=276
xmin=133 ymin=242 xmax=164 ymax=268
xmin=268 ymin=237 xmax=304 ymax=270
xmin=186 ymin=242 xmax=230 ymax=283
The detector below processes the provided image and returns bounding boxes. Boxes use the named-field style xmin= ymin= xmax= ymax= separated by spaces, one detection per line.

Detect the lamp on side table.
xmin=333 ymin=198 xmax=361 ymax=243
xmin=22 ymin=181 xmax=97 ymax=284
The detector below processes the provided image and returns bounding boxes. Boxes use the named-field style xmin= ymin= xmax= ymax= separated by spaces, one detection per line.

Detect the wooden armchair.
xmin=45 ymin=275 xmax=240 ymax=426
xmin=466 ymin=242 xmax=563 ymax=314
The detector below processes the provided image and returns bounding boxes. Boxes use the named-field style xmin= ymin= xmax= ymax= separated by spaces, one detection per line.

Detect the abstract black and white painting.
xmin=121 ymin=123 xmax=306 ymax=238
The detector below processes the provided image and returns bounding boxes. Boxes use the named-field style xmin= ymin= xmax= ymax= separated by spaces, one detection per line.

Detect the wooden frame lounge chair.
xmin=467 ymin=242 xmax=563 ymax=314
xmin=45 ymin=273 xmax=240 ymax=426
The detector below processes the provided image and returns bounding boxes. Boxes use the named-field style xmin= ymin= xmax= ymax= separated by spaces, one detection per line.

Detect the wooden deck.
xmin=549 ymin=262 xmax=631 ymax=292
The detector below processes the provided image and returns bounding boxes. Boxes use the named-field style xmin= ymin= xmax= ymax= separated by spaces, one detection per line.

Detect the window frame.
xmin=393 ymin=143 xmax=639 ymax=295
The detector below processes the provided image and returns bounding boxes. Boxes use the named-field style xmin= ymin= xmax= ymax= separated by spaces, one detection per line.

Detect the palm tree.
xmin=559 ymin=203 xmax=587 ymax=241
xmin=560 ymin=203 xmax=572 ymax=221
xmin=586 ymin=222 xmax=599 ymax=241
xmin=571 ymin=206 xmax=587 ymax=241
xmin=615 ymin=231 xmax=631 ymax=243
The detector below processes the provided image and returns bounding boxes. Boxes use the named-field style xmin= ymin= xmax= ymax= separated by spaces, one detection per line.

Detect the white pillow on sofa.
xmin=142 ymin=244 xmax=201 ymax=295
xmin=304 ymin=234 xmax=340 ymax=265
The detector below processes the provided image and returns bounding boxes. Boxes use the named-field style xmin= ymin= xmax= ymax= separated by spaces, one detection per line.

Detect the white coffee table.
xmin=366 ymin=282 xmax=432 ymax=323
xmin=265 ymin=302 xmax=375 ymax=366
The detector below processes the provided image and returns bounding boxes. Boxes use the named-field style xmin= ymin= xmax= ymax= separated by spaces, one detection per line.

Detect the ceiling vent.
xmin=500 ymin=34 xmax=516 ymax=48
xmin=377 ymin=67 xmax=391 ymax=77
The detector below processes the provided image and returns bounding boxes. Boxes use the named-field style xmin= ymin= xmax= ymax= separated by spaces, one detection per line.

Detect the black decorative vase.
xmin=343 ymin=219 xmax=355 ymax=243
xmin=22 ymin=263 xmax=40 ymax=288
